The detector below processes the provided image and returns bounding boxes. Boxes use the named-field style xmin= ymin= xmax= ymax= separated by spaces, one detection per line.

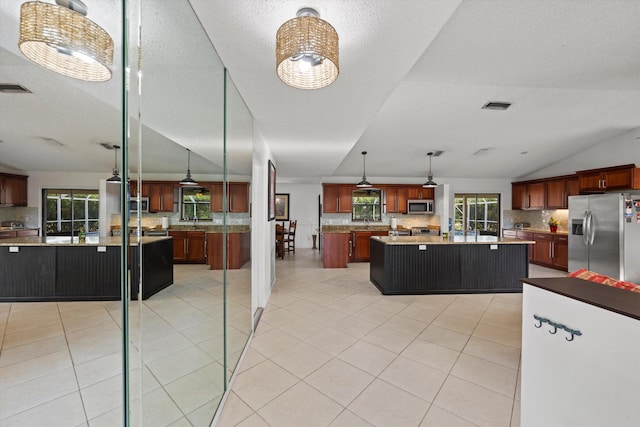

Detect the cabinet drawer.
xmin=533 ymin=233 xmax=552 ymax=241
xmin=554 ymin=235 xmax=568 ymax=243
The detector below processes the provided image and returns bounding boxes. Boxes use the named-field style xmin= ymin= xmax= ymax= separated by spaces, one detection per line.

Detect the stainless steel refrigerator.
xmin=568 ymin=193 xmax=640 ymax=284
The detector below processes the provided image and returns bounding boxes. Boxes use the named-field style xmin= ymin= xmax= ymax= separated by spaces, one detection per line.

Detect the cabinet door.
xmin=228 ymin=183 xmax=249 ymax=213
xmin=603 ymin=168 xmax=633 ymax=190
xmin=351 ymin=231 xmax=371 ymax=262
xmin=322 ymin=185 xmax=339 ymax=213
xmin=532 ymin=233 xmax=553 ymax=266
xmin=148 ymin=182 xmax=174 ymax=212
xmin=321 ymin=233 xmax=350 ymax=268
xmin=420 ymin=187 xmax=434 ymax=200
xmin=553 ymin=235 xmax=568 ymax=270
xmin=337 ymin=186 xmax=353 ymax=213
xmin=565 ymin=176 xmax=580 ymax=200
xmin=512 ymin=183 xmax=527 ymax=209
xmin=578 ymin=171 xmax=603 ymax=192
xmin=545 ymin=178 xmax=566 ymax=209
xmin=323 ymin=185 xmax=352 ymax=213
xmin=186 ymin=231 xmax=206 ymax=262
xmin=2 ymin=175 xmax=28 ymax=206
xmin=169 ymin=231 xmax=187 ymax=261
xmin=384 ymin=186 xmax=407 ymax=213
xmin=527 ymin=182 xmax=545 ymax=209
xmin=210 ymin=183 xmax=224 ymax=212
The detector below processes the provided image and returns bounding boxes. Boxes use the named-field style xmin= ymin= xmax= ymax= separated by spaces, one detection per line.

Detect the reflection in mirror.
xmin=133 ymin=1 xmax=227 ymax=425
xmin=352 ymin=188 xmax=382 ymax=221
xmin=223 ymin=71 xmax=253 ymax=384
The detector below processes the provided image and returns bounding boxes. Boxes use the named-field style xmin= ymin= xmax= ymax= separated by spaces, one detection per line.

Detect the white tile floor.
xmin=216 ymin=249 xmax=566 ymax=427
xmin=0 ymin=265 xmax=251 ymax=427
xmin=0 ymin=250 xmax=565 ymax=427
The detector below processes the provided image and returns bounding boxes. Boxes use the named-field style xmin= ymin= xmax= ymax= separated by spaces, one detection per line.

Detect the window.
xmin=181 ymin=187 xmax=212 ymax=220
xmin=352 ymin=188 xmax=382 ymax=221
xmin=454 ymin=193 xmax=500 ymax=236
xmin=44 ymin=189 xmax=99 ymax=236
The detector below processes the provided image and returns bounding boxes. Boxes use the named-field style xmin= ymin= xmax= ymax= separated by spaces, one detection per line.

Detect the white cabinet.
xmin=521 ymin=284 xmax=640 ymax=427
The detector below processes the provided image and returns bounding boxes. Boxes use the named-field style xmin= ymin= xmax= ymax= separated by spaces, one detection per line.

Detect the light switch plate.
xmin=9 ymin=246 xmax=19 ymax=253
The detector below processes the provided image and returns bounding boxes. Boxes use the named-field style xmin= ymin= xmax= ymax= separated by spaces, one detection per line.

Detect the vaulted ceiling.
xmin=2 ymin=1 xmax=639 ymax=183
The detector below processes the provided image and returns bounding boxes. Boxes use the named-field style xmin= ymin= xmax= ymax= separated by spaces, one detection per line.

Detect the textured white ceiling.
xmin=1 ymin=0 xmax=639 ymax=183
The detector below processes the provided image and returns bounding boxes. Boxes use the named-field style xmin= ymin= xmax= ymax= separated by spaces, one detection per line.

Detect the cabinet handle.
xmin=184 ymin=239 xmax=188 ymax=254
xmin=336 ymin=198 xmax=339 ymax=210
xmin=602 ymin=179 xmax=606 ymax=188
xmin=348 ymin=240 xmax=352 ymax=257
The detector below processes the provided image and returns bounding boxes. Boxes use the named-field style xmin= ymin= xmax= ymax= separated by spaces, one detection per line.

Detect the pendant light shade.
xmin=179 ymin=149 xmax=198 ymax=185
xmin=356 ymin=151 xmax=372 ymax=188
xmin=106 ymin=145 xmax=121 ymax=183
xmin=18 ymin=0 xmax=114 ymax=82
xmin=422 ymin=152 xmax=438 ymax=188
xmin=276 ymin=7 xmax=339 ymax=90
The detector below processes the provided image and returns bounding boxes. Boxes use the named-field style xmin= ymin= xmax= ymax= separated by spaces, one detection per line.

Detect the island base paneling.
xmin=370 ymin=238 xmax=528 ymax=295
xmin=0 ymin=238 xmax=173 ymax=302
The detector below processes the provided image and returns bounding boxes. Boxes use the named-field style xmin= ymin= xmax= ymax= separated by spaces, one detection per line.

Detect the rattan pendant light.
xmin=18 ymin=0 xmax=114 ymax=82
xmin=276 ymin=7 xmax=339 ymax=90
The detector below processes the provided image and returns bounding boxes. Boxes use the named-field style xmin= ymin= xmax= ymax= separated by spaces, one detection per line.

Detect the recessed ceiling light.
xmin=482 ymin=101 xmax=511 ymax=110
xmin=0 ymin=83 xmax=32 ymax=93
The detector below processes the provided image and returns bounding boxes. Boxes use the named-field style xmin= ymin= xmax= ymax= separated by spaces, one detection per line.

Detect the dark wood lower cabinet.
xmin=206 ymin=232 xmax=251 ymax=270
xmin=321 ymin=233 xmax=350 ymax=268
xmin=170 ymin=230 xmax=206 ymax=263
xmin=351 ymin=231 xmax=389 ymax=262
xmin=503 ymin=230 xmax=567 ymax=271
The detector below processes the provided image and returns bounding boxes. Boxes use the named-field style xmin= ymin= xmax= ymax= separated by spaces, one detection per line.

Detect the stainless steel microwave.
xmin=407 ymin=199 xmax=434 ymax=214
xmin=129 ymin=196 xmax=149 ymax=213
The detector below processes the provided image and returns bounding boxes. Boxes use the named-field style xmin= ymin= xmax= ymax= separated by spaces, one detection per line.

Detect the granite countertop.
xmin=322 ymin=225 xmax=438 ymax=233
xmin=503 ymin=228 xmax=568 ymax=235
xmin=167 ymin=225 xmax=250 ymax=233
xmin=373 ymin=235 xmax=535 ymax=245
xmin=0 ymin=236 xmax=171 ymax=247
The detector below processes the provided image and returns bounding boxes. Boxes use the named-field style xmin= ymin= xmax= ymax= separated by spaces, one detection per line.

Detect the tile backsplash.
xmin=322 ymin=213 xmax=441 ymax=229
xmin=0 ymin=207 xmax=39 ymax=228
xmin=503 ymin=209 xmax=568 ymax=231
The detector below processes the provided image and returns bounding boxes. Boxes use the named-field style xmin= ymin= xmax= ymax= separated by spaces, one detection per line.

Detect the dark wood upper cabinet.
xmin=577 ymin=164 xmax=640 ymax=192
xmin=323 ymin=184 xmax=354 ymax=213
xmin=0 ymin=173 xmax=28 ymax=206
xmin=383 ymin=185 xmax=407 ymax=214
xmin=512 ymin=181 xmax=544 ymax=209
xmin=545 ymin=175 xmax=579 ymax=209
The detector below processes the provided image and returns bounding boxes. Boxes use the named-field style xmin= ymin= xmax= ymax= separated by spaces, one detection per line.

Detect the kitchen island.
xmin=370 ymin=235 xmax=533 ymax=295
xmin=0 ymin=236 xmax=173 ymax=301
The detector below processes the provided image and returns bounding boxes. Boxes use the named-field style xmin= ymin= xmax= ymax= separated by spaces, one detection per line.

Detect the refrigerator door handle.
xmin=588 ymin=211 xmax=596 ymax=245
xmin=582 ymin=211 xmax=589 ymax=246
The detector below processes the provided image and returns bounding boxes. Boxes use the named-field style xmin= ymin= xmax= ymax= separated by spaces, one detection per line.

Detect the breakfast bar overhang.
xmin=370 ymin=235 xmax=533 ymax=295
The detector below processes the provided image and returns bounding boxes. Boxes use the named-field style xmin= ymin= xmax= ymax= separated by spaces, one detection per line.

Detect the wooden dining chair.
xmin=284 ymin=220 xmax=297 ymax=254
xmin=275 ymin=224 xmax=285 ymax=259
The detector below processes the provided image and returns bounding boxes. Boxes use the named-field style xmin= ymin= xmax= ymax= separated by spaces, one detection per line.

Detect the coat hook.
xmin=533 ymin=314 xmax=543 ymax=328
xmin=548 ymin=324 xmax=558 ymax=334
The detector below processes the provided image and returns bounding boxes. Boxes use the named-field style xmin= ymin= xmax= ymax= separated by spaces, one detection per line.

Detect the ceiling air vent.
xmin=482 ymin=101 xmax=511 ymax=110
xmin=0 ymin=84 xmax=32 ymax=94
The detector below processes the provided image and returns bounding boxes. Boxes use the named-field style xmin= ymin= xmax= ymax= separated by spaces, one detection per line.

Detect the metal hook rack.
xmin=533 ymin=314 xmax=582 ymax=341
